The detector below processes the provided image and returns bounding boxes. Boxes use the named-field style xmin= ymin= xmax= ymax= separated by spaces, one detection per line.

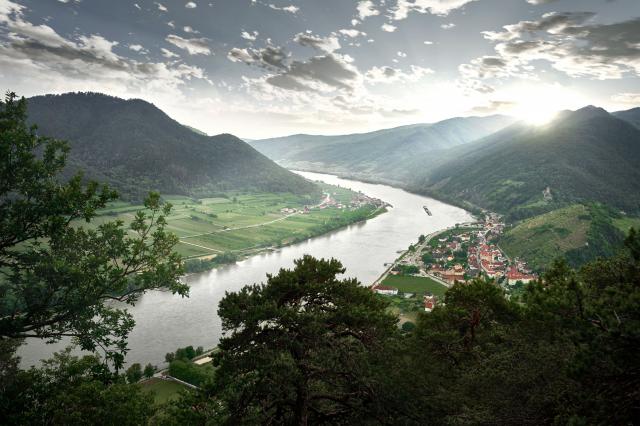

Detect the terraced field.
xmin=91 ymin=183 xmax=385 ymax=261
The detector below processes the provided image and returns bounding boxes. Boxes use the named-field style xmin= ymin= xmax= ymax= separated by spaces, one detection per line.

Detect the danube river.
xmin=20 ymin=171 xmax=473 ymax=367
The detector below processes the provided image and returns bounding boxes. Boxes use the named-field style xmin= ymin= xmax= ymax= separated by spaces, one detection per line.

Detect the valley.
xmin=89 ymin=181 xmax=388 ymax=271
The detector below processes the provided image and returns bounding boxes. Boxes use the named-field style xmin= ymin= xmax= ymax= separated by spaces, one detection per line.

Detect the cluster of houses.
xmin=371 ymin=213 xmax=538 ymax=314
xmin=426 ymin=214 xmax=537 ymax=286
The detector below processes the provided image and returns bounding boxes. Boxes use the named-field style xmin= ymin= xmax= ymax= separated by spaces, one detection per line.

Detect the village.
xmin=371 ymin=212 xmax=538 ymax=316
xmin=280 ymin=191 xmax=388 ymax=215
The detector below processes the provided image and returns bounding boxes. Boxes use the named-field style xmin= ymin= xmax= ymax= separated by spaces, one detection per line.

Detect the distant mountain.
xmin=26 ymin=93 xmax=317 ymax=199
xmin=421 ymin=106 xmax=640 ymax=220
xmin=249 ymin=115 xmax=516 ymax=185
xmin=614 ymin=107 xmax=640 ymax=129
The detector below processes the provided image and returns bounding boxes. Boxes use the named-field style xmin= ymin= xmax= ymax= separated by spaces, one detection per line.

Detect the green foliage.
xmin=26 ymin=92 xmax=318 ymax=199
xmin=144 ymin=363 xmax=155 ymax=379
xmin=125 ymin=363 xmax=143 ymax=383
xmin=184 ymin=252 xmax=238 ymax=273
xmin=168 ymin=359 xmax=213 ymax=387
xmin=394 ymin=264 xmax=419 ymax=275
xmin=206 ymin=255 xmax=399 ymax=424
xmin=0 ymin=92 xmax=187 ymax=368
xmin=0 ymin=347 xmax=155 ymax=425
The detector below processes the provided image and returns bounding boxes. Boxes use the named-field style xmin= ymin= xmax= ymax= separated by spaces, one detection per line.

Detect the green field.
xmin=382 ymin=275 xmax=448 ymax=297
xmin=613 ymin=216 xmax=640 ymax=234
xmin=141 ymin=378 xmax=189 ymax=404
xmin=87 ymin=183 xmax=385 ymax=264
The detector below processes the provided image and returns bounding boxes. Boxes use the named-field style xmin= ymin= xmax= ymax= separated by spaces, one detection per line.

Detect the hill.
xmin=499 ymin=204 xmax=625 ymax=270
xmin=26 ymin=92 xmax=317 ymax=199
xmin=249 ymin=115 xmax=515 ymax=185
xmin=421 ymin=106 xmax=640 ymax=221
xmin=614 ymin=107 xmax=640 ymax=129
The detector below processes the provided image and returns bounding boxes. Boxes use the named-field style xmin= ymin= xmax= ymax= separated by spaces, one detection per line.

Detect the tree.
xmin=210 ymin=255 xmax=399 ymax=425
xmin=0 ymin=92 xmax=188 ymax=368
xmin=195 ymin=346 xmax=204 ymax=356
xmin=1 ymin=348 xmax=155 ymax=425
xmin=165 ymin=352 xmax=175 ymax=363
xmin=144 ymin=363 xmax=155 ymax=379
xmin=125 ymin=363 xmax=143 ymax=383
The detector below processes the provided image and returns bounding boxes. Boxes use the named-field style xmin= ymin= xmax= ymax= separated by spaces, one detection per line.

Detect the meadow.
xmin=91 ymin=182 xmax=385 ymax=262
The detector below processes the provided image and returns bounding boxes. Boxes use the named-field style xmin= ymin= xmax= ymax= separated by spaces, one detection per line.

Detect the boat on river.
xmin=423 ymin=205 xmax=432 ymax=216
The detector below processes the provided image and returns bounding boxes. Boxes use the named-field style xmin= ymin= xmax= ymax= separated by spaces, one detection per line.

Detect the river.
xmin=19 ymin=171 xmax=473 ymax=367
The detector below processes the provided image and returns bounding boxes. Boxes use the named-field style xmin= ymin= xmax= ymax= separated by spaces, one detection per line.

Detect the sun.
xmin=503 ymin=84 xmax=588 ymax=126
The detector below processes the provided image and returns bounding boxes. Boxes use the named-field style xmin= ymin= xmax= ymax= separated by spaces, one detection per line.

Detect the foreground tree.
xmin=0 ymin=92 xmax=187 ymax=367
xmin=204 ymin=255 xmax=399 ymax=425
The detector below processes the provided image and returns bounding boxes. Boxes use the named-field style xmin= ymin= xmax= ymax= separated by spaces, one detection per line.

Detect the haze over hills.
xmin=26 ymin=92 xmax=317 ymax=200
xmin=614 ymin=107 xmax=640 ymax=129
xmin=421 ymin=106 xmax=640 ymax=220
xmin=249 ymin=115 xmax=516 ymax=185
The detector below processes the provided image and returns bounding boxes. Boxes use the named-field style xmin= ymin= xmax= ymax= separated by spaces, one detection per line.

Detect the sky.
xmin=0 ymin=0 xmax=639 ymax=138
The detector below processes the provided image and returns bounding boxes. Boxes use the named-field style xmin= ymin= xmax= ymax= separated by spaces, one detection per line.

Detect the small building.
xmin=424 ymin=294 xmax=437 ymax=312
xmin=373 ymin=284 xmax=398 ymax=296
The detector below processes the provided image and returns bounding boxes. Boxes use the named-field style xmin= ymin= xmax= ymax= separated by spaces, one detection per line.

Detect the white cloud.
xmin=183 ymin=26 xmax=199 ymax=34
xmin=424 ymin=40 xmax=433 ymax=45
xmin=294 ymin=32 xmax=341 ymax=53
xmin=611 ymin=93 xmax=640 ymax=105
xmin=161 ymin=48 xmax=179 ymax=58
xmin=166 ymin=34 xmax=211 ymax=55
xmin=391 ymin=0 xmax=477 ymax=20
xmin=241 ymin=31 xmax=259 ymax=41
xmin=357 ymin=1 xmax=379 ymax=20
xmin=441 ymin=23 xmax=455 ymax=29
xmin=381 ymin=23 xmax=397 ymax=32
xmin=155 ymin=2 xmax=167 ymax=12
xmin=134 ymin=3 xmax=141 ymax=10
xmin=185 ymin=1 xmax=197 ymax=8
xmin=339 ymin=29 xmax=366 ymax=38
xmin=397 ymin=51 xmax=407 ymax=57
xmin=365 ymin=65 xmax=433 ymax=84
xmin=268 ymin=4 xmax=299 ymax=14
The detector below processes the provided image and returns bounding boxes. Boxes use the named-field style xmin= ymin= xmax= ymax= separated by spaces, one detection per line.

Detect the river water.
xmin=19 ymin=171 xmax=472 ymax=367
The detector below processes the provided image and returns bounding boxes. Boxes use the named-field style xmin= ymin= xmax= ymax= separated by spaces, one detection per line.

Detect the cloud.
xmin=391 ymin=0 xmax=478 ymax=20
xmin=381 ymin=23 xmax=397 ymax=32
xmin=339 ymin=29 xmax=367 ymax=38
xmin=424 ymin=40 xmax=434 ymax=45
xmin=128 ymin=44 xmax=148 ymax=54
xmin=0 ymin=1 xmax=207 ymax=100
xmin=228 ymin=41 xmax=360 ymax=93
xmin=471 ymin=100 xmax=516 ymax=114
xmin=460 ymin=12 xmax=640 ymax=92
xmin=161 ymin=48 xmax=179 ymax=58
xmin=441 ymin=23 xmax=455 ymax=29
xmin=183 ymin=26 xmax=199 ymax=34
xmin=526 ymin=0 xmax=558 ymax=4
xmin=611 ymin=92 xmax=640 ymax=105
xmin=185 ymin=1 xmax=197 ymax=8
xmin=268 ymin=4 xmax=299 ymax=14
xmin=294 ymin=32 xmax=341 ymax=53
xmin=155 ymin=2 xmax=167 ymax=12
xmin=397 ymin=51 xmax=407 ymax=58
xmin=166 ymin=34 xmax=211 ymax=55
xmin=241 ymin=31 xmax=259 ymax=41
xmin=357 ymin=1 xmax=379 ymax=19
xmin=365 ymin=65 xmax=433 ymax=84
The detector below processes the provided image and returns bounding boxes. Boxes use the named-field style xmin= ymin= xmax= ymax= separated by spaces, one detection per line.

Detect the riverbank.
xmin=19 ymin=171 xmax=473 ymax=369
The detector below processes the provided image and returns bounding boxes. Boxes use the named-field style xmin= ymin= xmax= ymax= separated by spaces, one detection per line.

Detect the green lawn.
xmin=141 ymin=378 xmax=189 ymax=404
xmin=382 ymin=275 xmax=448 ymax=297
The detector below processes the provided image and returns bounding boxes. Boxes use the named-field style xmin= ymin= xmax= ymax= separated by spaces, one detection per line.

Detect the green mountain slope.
xmin=422 ymin=106 xmax=640 ymax=220
xmin=26 ymin=93 xmax=317 ymax=199
xmin=499 ymin=204 xmax=625 ymax=270
xmin=249 ymin=115 xmax=515 ymax=184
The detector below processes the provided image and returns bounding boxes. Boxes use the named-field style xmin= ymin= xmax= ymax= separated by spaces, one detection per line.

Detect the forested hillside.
xmin=26 ymin=93 xmax=317 ymax=200
xmin=249 ymin=115 xmax=514 ymax=184
xmin=421 ymin=106 xmax=640 ymax=221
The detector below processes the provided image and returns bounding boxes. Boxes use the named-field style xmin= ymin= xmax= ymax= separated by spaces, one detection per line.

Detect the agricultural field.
xmin=381 ymin=275 xmax=448 ymax=297
xmin=88 ymin=182 xmax=386 ymax=265
xmin=141 ymin=378 xmax=189 ymax=404
xmin=613 ymin=216 xmax=640 ymax=235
